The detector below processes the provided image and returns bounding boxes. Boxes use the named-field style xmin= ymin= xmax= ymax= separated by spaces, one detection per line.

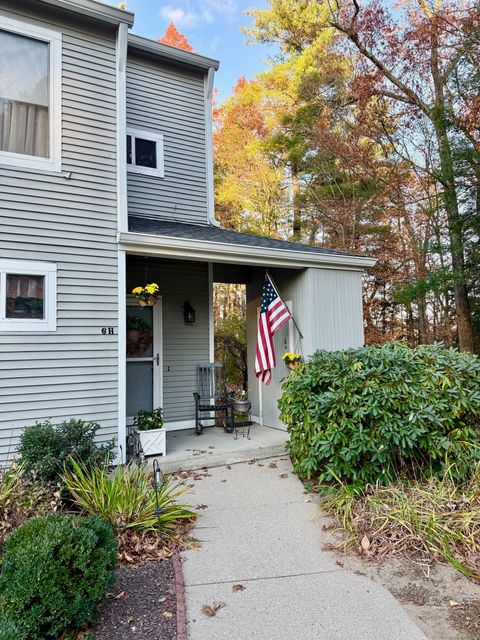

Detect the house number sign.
xmin=101 ymin=327 xmax=115 ymax=335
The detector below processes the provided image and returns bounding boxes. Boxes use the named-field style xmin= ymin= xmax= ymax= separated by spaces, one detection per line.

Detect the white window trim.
xmin=127 ymin=128 xmax=164 ymax=178
xmin=0 ymin=259 xmax=57 ymax=332
xmin=0 ymin=15 xmax=62 ymax=173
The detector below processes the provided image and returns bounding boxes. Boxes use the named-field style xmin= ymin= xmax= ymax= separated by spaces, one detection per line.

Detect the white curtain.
xmin=0 ymin=98 xmax=48 ymax=157
xmin=0 ymin=29 xmax=49 ymax=158
xmin=7 ymin=274 xmax=45 ymax=300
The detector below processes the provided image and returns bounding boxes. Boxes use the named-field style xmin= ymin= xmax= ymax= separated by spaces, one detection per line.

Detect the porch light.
xmin=183 ymin=301 xmax=196 ymax=324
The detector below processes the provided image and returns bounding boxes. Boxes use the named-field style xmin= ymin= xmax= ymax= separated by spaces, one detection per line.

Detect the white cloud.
xmin=160 ymin=6 xmax=200 ymax=28
xmin=160 ymin=0 xmax=238 ymax=29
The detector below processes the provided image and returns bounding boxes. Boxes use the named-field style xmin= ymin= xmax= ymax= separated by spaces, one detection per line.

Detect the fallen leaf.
xmin=162 ymin=611 xmax=173 ymax=618
xmin=361 ymin=535 xmax=370 ymax=552
xmin=335 ymin=560 xmax=344 ymax=567
xmin=269 ymin=462 xmax=277 ymax=469
xmin=232 ymin=584 xmax=246 ymax=592
xmin=196 ymin=504 xmax=208 ymax=510
xmin=114 ymin=591 xmax=128 ymax=600
xmin=450 ymin=601 xmax=463 ymax=608
xmin=279 ymin=473 xmax=288 ymax=479
xmin=126 ymin=616 xmax=135 ymax=624
xmin=202 ymin=602 xmax=226 ymax=617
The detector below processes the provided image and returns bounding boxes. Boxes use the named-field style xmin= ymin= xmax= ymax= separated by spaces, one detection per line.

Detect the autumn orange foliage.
xmin=158 ymin=22 xmax=194 ymax=52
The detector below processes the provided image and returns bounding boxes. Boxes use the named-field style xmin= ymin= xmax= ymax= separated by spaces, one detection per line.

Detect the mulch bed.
xmin=93 ymin=558 xmax=178 ymax=639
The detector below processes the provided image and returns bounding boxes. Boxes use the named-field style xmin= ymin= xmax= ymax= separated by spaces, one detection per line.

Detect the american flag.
xmin=255 ymin=277 xmax=291 ymax=385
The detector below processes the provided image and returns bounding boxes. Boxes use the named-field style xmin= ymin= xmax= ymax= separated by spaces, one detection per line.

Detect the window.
xmin=0 ymin=15 xmax=61 ymax=172
xmin=126 ymin=128 xmax=164 ymax=177
xmin=0 ymin=259 xmax=57 ymax=331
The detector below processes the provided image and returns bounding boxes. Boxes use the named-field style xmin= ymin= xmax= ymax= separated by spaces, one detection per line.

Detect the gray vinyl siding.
xmin=126 ymin=257 xmax=210 ymax=424
xmin=246 ymin=266 xmax=365 ymax=422
xmin=126 ymin=52 xmax=209 ymax=224
xmin=0 ymin=3 xmax=119 ymax=464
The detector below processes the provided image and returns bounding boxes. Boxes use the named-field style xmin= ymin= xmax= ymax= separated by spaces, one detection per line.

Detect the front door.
xmin=259 ymin=302 xmax=292 ymax=430
xmin=126 ymin=297 xmax=162 ymax=422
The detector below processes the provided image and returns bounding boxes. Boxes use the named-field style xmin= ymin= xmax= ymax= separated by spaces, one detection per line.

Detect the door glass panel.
xmin=126 ymin=306 xmax=153 ymax=358
xmin=126 ymin=361 xmax=153 ymax=416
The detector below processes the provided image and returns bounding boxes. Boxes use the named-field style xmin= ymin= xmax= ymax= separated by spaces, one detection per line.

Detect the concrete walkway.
xmin=181 ymin=456 xmax=427 ymax=640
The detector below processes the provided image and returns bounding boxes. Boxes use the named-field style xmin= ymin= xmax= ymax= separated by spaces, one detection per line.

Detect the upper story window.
xmin=0 ymin=259 xmax=57 ymax=332
xmin=127 ymin=128 xmax=164 ymax=178
xmin=0 ymin=15 xmax=61 ymax=172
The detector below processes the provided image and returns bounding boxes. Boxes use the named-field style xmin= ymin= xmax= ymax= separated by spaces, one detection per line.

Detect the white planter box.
xmin=137 ymin=428 xmax=166 ymax=456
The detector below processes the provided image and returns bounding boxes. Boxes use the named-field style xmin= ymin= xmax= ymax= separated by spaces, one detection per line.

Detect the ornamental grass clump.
xmin=322 ymin=467 xmax=480 ymax=580
xmin=0 ymin=514 xmax=117 ymax=639
xmin=0 ymin=463 xmax=62 ymax=552
xmin=62 ymin=458 xmax=195 ymax=535
xmin=279 ymin=342 xmax=480 ymax=485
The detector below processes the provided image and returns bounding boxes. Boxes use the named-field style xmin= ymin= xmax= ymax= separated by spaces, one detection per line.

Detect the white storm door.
xmin=126 ymin=297 xmax=163 ymax=421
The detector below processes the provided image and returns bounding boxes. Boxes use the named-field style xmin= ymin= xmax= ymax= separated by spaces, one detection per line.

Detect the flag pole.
xmin=265 ymin=270 xmax=304 ymax=340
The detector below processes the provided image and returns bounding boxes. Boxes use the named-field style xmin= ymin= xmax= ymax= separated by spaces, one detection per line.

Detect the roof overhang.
xmin=128 ymin=34 xmax=220 ymax=71
xmin=37 ymin=0 xmax=135 ymax=26
xmin=119 ymin=231 xmax=377 ymax=271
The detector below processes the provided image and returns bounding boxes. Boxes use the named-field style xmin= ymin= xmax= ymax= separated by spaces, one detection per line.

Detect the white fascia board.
xmin=118 ymin=231 xmax=377 ymax=271
xmin=38 ymin=0 xmax=135 ymax=26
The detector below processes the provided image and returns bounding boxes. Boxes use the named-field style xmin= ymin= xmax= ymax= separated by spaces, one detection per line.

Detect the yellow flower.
xmin=145 ymin=283 xmax=159 ymax=294
xmin=132 ymin=287 xmax=143 ymax=295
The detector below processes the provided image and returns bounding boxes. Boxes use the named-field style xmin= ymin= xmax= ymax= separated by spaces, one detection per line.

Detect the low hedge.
xmin=0 ymin=514 xmax=118 ymax=639
xmin=279 ymin=342 xmax=480 ymax=485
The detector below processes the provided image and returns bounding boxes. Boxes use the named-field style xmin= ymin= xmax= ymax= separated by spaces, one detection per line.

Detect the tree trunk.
xmin=291 ymin=163 xmax=301 ymax=241
xmin=430 ymin=21 xmax=475 ymax=353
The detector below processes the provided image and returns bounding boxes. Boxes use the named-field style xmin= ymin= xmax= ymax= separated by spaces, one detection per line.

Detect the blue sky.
xmin=123 ymin=0 xmax=274 ymax=102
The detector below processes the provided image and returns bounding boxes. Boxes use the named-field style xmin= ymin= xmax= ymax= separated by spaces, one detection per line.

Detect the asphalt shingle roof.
xmin=128 ymin=217 xmax=364 ymax=259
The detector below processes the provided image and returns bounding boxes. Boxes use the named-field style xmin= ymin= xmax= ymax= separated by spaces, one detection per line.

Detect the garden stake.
xmin=152 ymin=459 xmax=164 ymax=542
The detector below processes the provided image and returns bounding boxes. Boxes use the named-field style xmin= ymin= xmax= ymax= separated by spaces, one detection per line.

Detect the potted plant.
xmin=282 ymin=352 xmax=302 ymax=370
xmin=132 ymin=283 xmax=160 ymax=307
xmin=233 ymin=389 xmax=250 ymax=414
xmin=133 ymin=407 xmax=165 ymax=456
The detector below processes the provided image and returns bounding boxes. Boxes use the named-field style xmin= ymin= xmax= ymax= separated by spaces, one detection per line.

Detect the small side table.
xmin=233 ymin=400 xmax=252 ymax=440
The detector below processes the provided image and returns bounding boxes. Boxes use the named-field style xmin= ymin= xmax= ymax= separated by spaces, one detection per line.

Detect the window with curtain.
xmin=6 ymin=274 xmax=45 ymax=319
xmin=0 ymin=259 xmax=57 ymax=331
xmin=0 ymin=28 xmax=49 ymax=159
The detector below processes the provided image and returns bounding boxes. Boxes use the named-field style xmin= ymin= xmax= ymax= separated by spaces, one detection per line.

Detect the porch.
xmin=120 ymin=218 xmax=370 ymax=464
xmin=158 ymin=423 xmax=288 ymax=473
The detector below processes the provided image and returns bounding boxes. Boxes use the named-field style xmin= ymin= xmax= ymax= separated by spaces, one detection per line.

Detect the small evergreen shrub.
xmin=18 ymin=419 xmax=115 ymax=483
xmin=279 ymin=342 xmax=480 ymax=485
xmin=0 ymin=514 xmax=117 ymax=639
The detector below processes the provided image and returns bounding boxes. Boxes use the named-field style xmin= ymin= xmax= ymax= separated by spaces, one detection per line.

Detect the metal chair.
xmin=193 ymin=362 xmax=234 ymax=435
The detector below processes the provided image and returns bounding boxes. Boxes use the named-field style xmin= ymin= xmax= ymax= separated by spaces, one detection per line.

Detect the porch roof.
xmin=119 ymin=217 xmax=377 ymax=270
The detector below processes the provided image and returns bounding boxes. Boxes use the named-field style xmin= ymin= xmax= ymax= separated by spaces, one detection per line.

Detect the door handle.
xmin=156 ymin=353 xmax=160 ymax=366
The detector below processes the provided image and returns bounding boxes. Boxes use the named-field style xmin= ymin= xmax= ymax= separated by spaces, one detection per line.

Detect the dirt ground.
xmin=93 ymin=558 xmax=177 ymax=639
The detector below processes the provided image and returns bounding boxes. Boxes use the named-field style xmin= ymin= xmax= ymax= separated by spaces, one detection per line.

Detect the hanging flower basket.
xmin=282 ymin=352 xmax=302 ymax=370
xmin=132 ymin=283 xmax=160 ymax=307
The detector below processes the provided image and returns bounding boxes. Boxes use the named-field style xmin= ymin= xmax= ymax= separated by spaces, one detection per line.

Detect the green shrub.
xmin=0 ymin=620 xmax=19 ymax=640
xmin=62 ymin=459 xmax=196 ymax=534
xmin=279 ymin=342 xmax=480 ymax=485
xmin=18 ymin=419 xmax=115 ymax=484
xmin=0 ymin=514 xmax=117 ymax=639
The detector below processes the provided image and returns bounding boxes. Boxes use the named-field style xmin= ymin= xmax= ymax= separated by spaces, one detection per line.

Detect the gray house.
xmin=0 ymin=0 xmax=375 ymax=465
